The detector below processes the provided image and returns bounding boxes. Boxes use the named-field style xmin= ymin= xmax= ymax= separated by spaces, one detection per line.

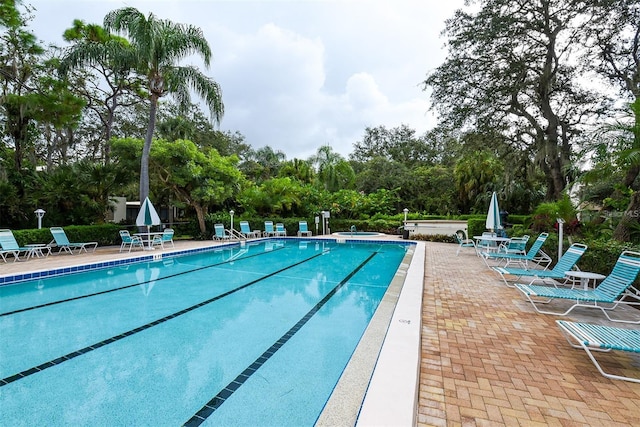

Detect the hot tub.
xmin=333 ymin=231 xmax=383 ymax=237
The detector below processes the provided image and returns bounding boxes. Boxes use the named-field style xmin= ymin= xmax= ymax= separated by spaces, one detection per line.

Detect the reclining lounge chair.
xmin=515 ymin=250 xmax=640 ymax=323
xmin=483 ymin=232 xmax=551 ymax=268
xmin=263 ymin=221 xmax=277 ymax=237
xmin=239 ymin=221 xmax=260 ymax=239
xmin=213 ymin=224 xmax=232 ymax=241
xmin=0 ymin=229 xmax=32 ymax=262
xmin=492 ymin=243 xmax=587 ymax=287
xmin=49 ymin=227 xmax=98 ymax=255
xmin=557 ymin=320 xmax=640 ymax=383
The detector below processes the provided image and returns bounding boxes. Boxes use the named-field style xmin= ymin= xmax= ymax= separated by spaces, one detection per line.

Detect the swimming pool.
xmin=0 ymin=239 xmax=414 ymax=426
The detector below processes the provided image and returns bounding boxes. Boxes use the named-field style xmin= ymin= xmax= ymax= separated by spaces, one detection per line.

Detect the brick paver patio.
xmin=419 ymin=242 xmax=640 ymax=426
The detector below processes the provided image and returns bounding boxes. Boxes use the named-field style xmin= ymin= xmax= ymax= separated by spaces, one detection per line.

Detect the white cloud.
xmin=345 ymin=73 xmax=388 ymax=110
xmin=27 ymin=0 xmax=465 ymax=159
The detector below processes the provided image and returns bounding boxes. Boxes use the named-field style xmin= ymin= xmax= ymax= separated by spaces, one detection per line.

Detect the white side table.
xmin=564 ymin=271 xmax=606 ymax=290
xmin=25 ymin=244 xmax=51 ymax=260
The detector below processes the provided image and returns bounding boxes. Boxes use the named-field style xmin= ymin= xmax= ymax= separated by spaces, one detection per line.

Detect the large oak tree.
xmin=424 ymin=0 xmax=604 ymax=200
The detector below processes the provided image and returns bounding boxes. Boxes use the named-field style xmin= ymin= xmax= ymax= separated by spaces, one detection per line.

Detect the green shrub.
xmin=510 ymin=224 xmax=525 ymax=235
xmin=467 ymin=218 xmax=485 ymax=238
xmin=12 ymin=224 xmax=123 ymax=247
xmin=507 ymin=215 xmax=529 ymax=225
xmin=410 ymin=233 xmax=457 ymax=243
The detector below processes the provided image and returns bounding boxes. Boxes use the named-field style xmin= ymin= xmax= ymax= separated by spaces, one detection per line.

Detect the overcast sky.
xmin=26 ymin=0 xmax=465 ymax=159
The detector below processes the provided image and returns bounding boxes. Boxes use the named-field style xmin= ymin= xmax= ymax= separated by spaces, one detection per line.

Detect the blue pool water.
xmin=0 ymin=239 xmax=411 ymax=426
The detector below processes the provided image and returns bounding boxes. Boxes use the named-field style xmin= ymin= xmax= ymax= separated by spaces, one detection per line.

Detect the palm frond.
xmin=168 ymin=66 xmax=223 ymax=124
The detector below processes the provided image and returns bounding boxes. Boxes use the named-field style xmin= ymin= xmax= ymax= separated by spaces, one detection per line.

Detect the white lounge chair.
xmin=213 ymin=223 xmax=232 ymax=240
xmin=492 ymin=243 xmax=587 ymax=287
xmin=239 ymin=221 xmax=260 ymax=239
xmin=49 ymin=227 xmax=98 ymax=255
xmin=0 ymin=229 xmax=32 ymax=262
xmin=515 ymin=250 xmax=640 ymax=323
xmin=483 ymin=233 xmax=551 ymax=268
xmin=557 ymin=320 xmax=640 ymax=383
xmin=263 ymin=221 xmax=277 ymax=237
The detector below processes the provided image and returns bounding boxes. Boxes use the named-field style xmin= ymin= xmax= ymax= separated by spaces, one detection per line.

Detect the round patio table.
xmin=564 ymin=271 xmax=606 ymax=290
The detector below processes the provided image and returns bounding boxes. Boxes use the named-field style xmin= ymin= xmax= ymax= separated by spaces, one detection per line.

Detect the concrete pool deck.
xmin=2 ymin=237 xmax=640 ymax=425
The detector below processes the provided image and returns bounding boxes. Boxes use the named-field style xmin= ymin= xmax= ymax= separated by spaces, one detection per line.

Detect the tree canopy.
xmin=1 ymin=1 xmax=640 ymax=243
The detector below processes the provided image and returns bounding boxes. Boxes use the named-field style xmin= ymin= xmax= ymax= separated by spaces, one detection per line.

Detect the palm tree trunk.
xmin=104 ymin=93 xmax=118 ymax=165
xmin=140 ymin=95 xmax=158 ymax=202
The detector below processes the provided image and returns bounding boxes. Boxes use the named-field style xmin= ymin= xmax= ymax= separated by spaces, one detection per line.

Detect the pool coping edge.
xmin=316 ymin=241 xmax=424 ymax=426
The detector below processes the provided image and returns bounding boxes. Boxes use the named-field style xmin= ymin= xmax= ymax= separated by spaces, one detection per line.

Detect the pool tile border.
xmin=0 ymin=243 xmax=238 ymax=286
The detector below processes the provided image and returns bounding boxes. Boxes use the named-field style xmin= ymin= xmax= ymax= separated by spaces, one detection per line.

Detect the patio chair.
xmin=483 ymin=233 xmax=551 ymax=269
xmin=49 ymin=227 xmax=98 ymax=255
xmin=275 ymin=223 xmax=287 ymax=237
xmin=492 ymin=243 xmax=588 ymax=287
xmin=475 ymin=231 xmax=497 ymax=255
xmin=557 ymin=320 xmax=640 ymax=383
xmin=454 ymin=230 xmax=475 ymax=256
xmin=0 ymin=229 xmax=31 ymax=262
xmin=499 ymin=235 xmax=529 ymax=255
xmin=152 ymin=228 xmax=175 ymax=249
xmin=213 ymin=223 xmax=232 ymax=240
xmin=263 ymin=221 xmax=277 ymax=237
xmin=515 ymin=250 xmax=640 ymax=324
xmin=239 ymin=221 xmax=260 ymax=239
xmin=119 ymin=230 xmax=144 ymax=252
xmin=297 ymin=221 xmax=313 ymax=237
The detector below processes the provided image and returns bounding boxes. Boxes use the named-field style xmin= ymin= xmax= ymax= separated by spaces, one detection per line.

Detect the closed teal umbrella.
xmin=136 ymin=197 xmax=161 ymax=232
xmin=486 ymin=191 xmax=502 ymax=232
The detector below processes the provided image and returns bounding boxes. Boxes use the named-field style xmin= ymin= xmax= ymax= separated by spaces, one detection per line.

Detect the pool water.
xmin=0 ymin=240 xmax=410 ymax=426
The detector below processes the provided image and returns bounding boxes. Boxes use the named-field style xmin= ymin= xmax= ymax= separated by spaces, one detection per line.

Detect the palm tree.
xmin=103 ymin=7 xmax=224 ymax=202
xmin=308 ymin=145 xmax=355 ymax=192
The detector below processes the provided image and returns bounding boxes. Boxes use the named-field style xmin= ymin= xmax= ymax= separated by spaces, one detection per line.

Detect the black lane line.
xmin=0 ymin=250 xmax=330 ymax=387
xmin=183 ymin=251 xmax=378 ymax=427
xmin=0 ymin=246 xmax=289 ymax=317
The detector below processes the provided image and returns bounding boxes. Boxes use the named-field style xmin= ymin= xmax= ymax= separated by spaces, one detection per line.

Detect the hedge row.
xmin=11 ymin=224 xmax=123 ymax=247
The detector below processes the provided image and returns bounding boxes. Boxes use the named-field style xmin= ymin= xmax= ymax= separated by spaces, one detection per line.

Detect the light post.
xmin=34 ymin=209 xmax=45 ymax=229
xmin=229 ymin=210 xmax=235 ymax=231
xmin=557 ymin=218 xmax=565 ymax=261
xmin=403 ymin=208 xmax=408 ymax=222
